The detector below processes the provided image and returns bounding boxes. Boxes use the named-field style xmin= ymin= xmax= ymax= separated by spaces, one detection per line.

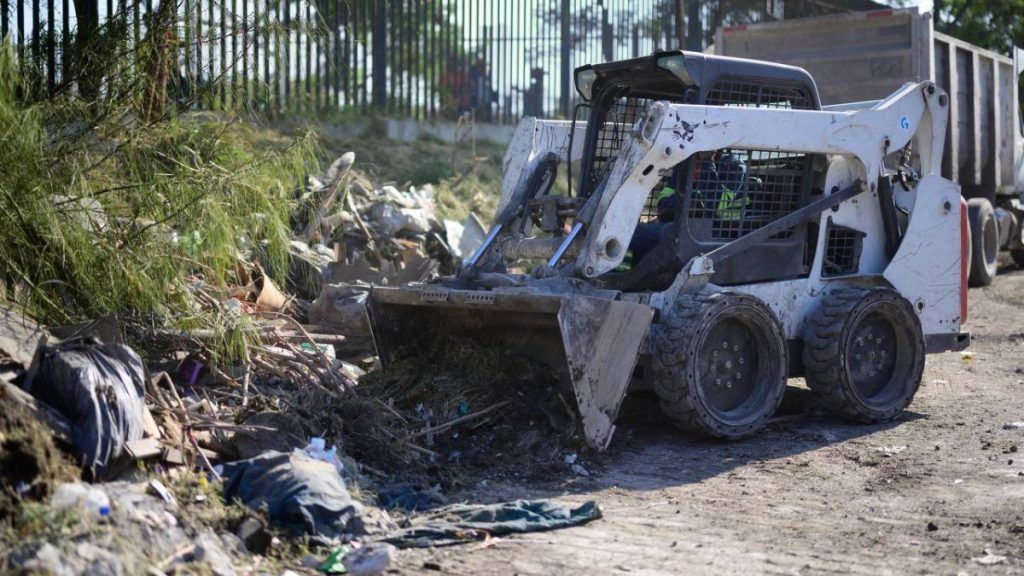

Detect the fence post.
xmin=1 ymin=0 xmax=6 ymax=41
xmin=559 ymin=0 xmax=570 ymax=117
xmin=372 ymin=0 xmax=386 ymax=110
xmin=686 ymin=0 xmax=701 ymax=51
xmin=674 ymin=0 xmax=685 ymax=50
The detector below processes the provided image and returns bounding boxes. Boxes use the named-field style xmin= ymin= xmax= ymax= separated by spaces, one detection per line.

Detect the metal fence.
xmin=1 ymin=1 xmax=884 ymax=121
xmin=1 ymin=0 xmax=686 ymax=122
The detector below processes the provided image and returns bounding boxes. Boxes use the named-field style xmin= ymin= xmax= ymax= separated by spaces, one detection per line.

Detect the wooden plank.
xmin=125 ymin=437 xmax=164 ymax=460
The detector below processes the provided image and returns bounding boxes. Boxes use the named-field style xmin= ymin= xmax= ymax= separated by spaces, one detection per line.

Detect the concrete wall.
xmin=317 ymin=119 xmax=518 ymax=146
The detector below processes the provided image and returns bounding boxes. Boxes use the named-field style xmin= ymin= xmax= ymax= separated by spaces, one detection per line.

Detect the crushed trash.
xmin=972 ymin=549 xmax=1008 ymax=565
xmin=1003 ymin=422 xmax=1024 ymax=430
xmin=51 ymin=482 xmax=111 ymax=519
xmin=303 ymin=437 xmax=345 ymax=475
xmin=6 ymin=480 xmax=245 ymax=574
xmin=875 ymin=445 xmax=908 ymax=456
xmin=0 ymin=152 xmax=606 ymax=571
xmin=341 ymin=542 xmax=397 ymax=576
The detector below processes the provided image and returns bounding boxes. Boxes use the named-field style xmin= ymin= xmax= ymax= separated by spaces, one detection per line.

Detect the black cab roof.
xmin=576 ymin=50 xmax=822 ymax=110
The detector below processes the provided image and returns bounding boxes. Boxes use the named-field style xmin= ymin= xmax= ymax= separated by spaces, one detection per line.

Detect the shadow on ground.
xmin=465 ymin=385 xmax=923 ymax=501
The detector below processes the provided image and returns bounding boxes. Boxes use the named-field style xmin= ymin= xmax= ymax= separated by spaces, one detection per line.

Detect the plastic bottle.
xmin=52 ymin=483 xmax=111 ymax=519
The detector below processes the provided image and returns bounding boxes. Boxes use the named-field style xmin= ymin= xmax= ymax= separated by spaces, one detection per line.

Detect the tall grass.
xmin=0 ymin=42 xmax=319 ymax=332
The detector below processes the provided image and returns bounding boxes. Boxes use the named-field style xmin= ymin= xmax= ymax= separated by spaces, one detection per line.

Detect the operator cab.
xmin=573 ymin=51 xmax=828 ymax=289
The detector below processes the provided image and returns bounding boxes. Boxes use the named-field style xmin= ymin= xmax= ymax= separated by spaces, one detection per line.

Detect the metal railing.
xmin=1 ymin=0 xmax=680 ymax=122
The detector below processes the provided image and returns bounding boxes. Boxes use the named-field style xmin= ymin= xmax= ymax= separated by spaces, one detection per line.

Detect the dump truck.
xmin=369 ymin=51 xmax=970 ymax=450
xmin=714 ymin=8 xmax=1024 ymax=286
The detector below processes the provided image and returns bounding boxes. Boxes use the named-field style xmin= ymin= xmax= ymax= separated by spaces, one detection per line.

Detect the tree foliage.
xmin=932 ymin=0 xmax=1023 ymax=55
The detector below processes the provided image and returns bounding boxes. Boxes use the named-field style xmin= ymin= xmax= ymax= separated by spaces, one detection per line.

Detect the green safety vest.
xmin=660 ymin=184 xmax=747 ymax=220
xmin=714 ymin=186 xmax=749 ymax=220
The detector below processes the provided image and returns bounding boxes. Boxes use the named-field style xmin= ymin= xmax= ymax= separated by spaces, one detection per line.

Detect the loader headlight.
xmin=575 ymin=67 xmax=598 ymax=102
xmin=656 ymin=54 xmax=694 ymax=86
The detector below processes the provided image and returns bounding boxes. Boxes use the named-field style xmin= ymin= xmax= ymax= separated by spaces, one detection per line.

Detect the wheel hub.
xmin=849 ymin=314 xmax=898 ymax=399
xmin=711 ymin=342 xmax=746 ymax=388
xmin=700 ymin=319 xmax=759 ymax=413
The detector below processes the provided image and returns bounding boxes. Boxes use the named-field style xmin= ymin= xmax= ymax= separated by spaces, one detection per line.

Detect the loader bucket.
xmin=368 ymin=286 xmax=654 ymax=450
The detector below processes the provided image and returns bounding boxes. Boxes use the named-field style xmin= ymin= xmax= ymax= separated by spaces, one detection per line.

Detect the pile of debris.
xmin=0 ymin=153 xmax=598 ymax=575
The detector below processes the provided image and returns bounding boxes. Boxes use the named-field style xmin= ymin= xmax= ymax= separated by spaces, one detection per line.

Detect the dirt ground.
xmin=392 ymin=265 xmax=1024 ymax=575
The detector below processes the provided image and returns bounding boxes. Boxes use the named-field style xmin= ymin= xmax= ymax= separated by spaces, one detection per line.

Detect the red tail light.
xmin=960 ymin=197 xmax=969 ymax=324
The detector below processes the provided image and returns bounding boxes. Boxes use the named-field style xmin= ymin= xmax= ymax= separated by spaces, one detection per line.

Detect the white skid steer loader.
xmin=369 ymin=51 xmax=970 ymax=450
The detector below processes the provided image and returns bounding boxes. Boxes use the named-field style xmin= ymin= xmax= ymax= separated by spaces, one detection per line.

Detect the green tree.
xmin=931 ymin=0 xmax=1023 ymax=55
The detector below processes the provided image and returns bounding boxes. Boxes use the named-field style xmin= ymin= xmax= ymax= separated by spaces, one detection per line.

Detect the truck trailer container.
xmin=715 ymin=8 xmax=1024 ymax=285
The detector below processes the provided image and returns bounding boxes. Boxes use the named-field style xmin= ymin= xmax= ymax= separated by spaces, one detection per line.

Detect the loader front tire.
xmin=652 ymin=291 xmax=787 ymax=439
xmin=967 ymin=198 xmax=998 ymax=286
xmin=803 ymin=287 xmax=924 ymax=422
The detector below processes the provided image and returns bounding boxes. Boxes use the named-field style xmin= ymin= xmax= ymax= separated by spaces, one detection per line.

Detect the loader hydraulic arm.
xmin=577 ymin=81 xmax=950 ymax=278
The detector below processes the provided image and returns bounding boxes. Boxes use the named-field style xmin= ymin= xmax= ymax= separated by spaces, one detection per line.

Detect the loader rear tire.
xmin=967 ymin=198 xmax=998 ymax=287
xmin=652 ymin=291 xmax=787 ymax=439
xmin=803 ymin=287 xmax=924 ymax=422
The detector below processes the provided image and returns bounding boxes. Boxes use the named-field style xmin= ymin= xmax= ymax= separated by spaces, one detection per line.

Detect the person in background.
xmin=626 ymin=151 xmax=748 ymax=266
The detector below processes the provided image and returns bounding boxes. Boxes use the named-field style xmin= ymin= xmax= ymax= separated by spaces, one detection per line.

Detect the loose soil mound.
xmin=0 ymin=386 xmax=77 ymax=524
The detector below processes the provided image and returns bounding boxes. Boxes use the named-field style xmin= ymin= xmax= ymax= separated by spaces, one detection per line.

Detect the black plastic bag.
xmin=26 ymin=337 xmax=147 ymax=479
xmin=222 ymin=450 xmax=365 ymax=546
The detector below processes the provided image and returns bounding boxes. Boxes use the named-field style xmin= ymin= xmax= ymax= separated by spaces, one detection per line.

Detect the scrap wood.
xmin=157 ymin=372 xmax=222 ymax=480
xmin=346 ymin=181 xmax=377 ymax=246
xmin=303 ymin=151 xmax=355 ymax=240
xmin=406 ymin=401 xmax=513 ymax=441
xmin=253 ymin=311 xmax=351 ymax=382
xmin=255 ymin=346 xmax=341 ymax=396
xmin=376 ymin=399 xmax=409 ymax=424
xmin=157 ymin=327 xmax=346 ymax=345
xmin=125 ymin=437 xmax=164 ymax=460
xmin=381 ymin=428 xmax=438 ymax=460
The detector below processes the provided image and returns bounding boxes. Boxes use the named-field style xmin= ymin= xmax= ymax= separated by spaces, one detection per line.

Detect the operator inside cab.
xmin=626 ymin=150 xmax=749 ymax=265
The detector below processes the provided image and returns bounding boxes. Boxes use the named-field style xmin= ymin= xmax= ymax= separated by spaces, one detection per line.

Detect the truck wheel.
xmin=803 ymin=287 xmax=924 ymax=422
xmin=652 ymin=291 xmax=787 ymax=439
xmin=967 ymin=198 xmax=998 ymax=286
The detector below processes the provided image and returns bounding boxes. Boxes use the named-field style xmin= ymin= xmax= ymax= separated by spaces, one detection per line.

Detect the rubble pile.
xmin=0 ymin=153 xmax=598 ymax=575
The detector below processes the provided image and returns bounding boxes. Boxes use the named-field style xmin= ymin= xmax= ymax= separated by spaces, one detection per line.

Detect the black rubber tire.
xmin=652 ymin=291 xmax=788 ymax=439
xmin=967 ymin=198 xmax=998 ymax=287
xmin=803 ymin=287 xmax=925 ymax=422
